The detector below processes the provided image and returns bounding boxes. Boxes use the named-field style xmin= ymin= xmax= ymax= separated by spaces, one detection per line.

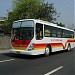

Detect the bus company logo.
xmin=51 ymin=39 xmax=62 ymax=42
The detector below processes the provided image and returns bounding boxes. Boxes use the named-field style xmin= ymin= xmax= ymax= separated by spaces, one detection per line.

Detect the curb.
xmin=0 ymin=50 xmax=10 ymax=53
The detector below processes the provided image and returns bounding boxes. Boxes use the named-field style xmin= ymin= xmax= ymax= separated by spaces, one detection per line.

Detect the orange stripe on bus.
xmin=12 ymin=39 xmax=75 ymax=50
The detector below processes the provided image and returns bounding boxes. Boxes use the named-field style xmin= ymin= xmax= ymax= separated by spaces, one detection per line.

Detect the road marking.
xmin=44 ymin=66 xmax=63 ymax=75
xmin=0 ymin=59 xmax=15 ymax=63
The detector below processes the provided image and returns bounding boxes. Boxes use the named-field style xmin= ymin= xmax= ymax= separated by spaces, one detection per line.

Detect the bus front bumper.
xmin=10 ymin=49 xmax=45 ymax=55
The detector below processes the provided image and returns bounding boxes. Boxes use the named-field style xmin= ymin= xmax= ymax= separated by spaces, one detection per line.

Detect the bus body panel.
xmin=11 ymin=37 xmax=75 ymax=55
xmin=32 ymin=37 xmax=75 ymax=52
xmin=10 ymin=49 xmax=45 ymax=55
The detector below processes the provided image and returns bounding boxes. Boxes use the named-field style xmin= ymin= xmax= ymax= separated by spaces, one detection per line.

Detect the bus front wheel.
xmin=44 ymin=46 xmax=51 ymax=56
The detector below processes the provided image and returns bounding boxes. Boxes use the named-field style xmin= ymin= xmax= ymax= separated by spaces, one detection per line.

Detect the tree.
xmin=10 ymin=0 xmax=43 ymax=19
xmin=8 ymin=0 xmax=58 ymax=23
xmin=57 ymin=23 xmax=65 ymax=27
xmin=37 ymin=2 xmax=57 ymax=22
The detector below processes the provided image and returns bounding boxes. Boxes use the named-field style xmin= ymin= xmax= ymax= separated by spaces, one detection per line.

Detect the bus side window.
xmin=36 ymin=23 xmax=43 ymax=40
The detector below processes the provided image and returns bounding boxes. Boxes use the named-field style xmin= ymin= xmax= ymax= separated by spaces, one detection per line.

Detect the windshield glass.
xmin=21 ymin=21 xmax=34 ymax=27
xmin=12 ymin=28 xmax=20 ymax=40
xmin=74 ymin=32 xmax=75 ymax=38
xmin=12 ymin=27 xmax=34 ymax=40
xmin=12 ymin=20 xmax=34 ymax=40
xmin=20 ymin=27 xmax=34 ymax=40
xmin=12 ymin=20 xmax=34 ymax=28
xmin=12 ymin=21 xmax=21 ymax=28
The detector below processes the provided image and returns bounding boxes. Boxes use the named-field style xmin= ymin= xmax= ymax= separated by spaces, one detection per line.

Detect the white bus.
xmin=10 ymin=19 xmax=75 ymax=56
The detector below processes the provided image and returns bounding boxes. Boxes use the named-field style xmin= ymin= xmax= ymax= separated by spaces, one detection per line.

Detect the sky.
xmin=0 ymin=0 xmax=12 ymax=17
xmin=0 ymin=0 xmax=75 ymax=28
xmin=45 ymin=0 xmax=74 ymax=28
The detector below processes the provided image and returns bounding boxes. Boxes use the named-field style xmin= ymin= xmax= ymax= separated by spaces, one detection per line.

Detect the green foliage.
xmin=57 ymin=23 xmax=65 ymax=27
xmin=11 ymin=0 xmax=43 ymax=19
xmin=2 ymin=20 xmax=11 ymax=34
xmin=2 ymin=0 xmax=66 ymax=34
xmin=7 ymin=0 xmax=58 ymax=29
xmin=37 ymin=2 xmax=57 ymax=22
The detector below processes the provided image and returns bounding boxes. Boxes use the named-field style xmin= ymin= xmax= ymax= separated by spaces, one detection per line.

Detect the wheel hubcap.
xmin=68 ymin=46 xmax=70 ymax=51
xmin=45 ymin=47 xmax=50 ymax=55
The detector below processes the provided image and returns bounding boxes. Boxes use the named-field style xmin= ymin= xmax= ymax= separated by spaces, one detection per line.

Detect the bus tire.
xmin=67 ymin=43 xmax=71 ymax=51
xmin=44 ymin=45 xmax=51 ymax=56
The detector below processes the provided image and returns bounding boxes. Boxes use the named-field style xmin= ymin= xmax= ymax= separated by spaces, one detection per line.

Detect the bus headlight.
xmin=28 ymin=43 xmax=34 ymax=50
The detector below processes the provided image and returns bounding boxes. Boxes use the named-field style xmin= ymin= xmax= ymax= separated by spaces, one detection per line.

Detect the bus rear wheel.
xmin=67 ymin=44 xmax=71 ymax=51
xmin=45 ymin=46 xmax=51 ymax=56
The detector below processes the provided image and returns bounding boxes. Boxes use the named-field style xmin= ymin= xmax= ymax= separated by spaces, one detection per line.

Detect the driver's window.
xmin=36 ymin=23 xmax=43 ymax=40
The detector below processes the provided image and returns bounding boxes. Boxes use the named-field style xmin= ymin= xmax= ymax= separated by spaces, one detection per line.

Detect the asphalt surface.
xmin=0 ymin=48 xmax=75 ymax=75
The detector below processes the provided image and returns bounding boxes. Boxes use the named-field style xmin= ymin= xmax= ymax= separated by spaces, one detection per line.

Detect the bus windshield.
xmin=12 ymin=20 xmax=34 ymax=40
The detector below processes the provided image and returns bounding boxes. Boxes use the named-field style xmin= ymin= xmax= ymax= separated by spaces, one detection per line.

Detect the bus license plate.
xmin=16 ymin=51 xmax=20 ymax=54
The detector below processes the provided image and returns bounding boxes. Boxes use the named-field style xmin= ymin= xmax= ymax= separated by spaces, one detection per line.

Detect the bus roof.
xmin=13 ymin=19 xmax=74 ymax=32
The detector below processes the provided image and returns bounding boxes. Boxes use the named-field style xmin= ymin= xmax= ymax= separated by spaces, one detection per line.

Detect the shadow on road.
xmin=2 ymin=53 xmax=45 ymax=60
xmin=2 ymin=49 xmax=71 ymax=60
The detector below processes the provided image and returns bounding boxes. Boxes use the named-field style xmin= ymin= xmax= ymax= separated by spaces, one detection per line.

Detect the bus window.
xmin=36 ymin=23 xmax=43 ymax=40
xmin=51 ymin=27 xmax=57 ymax=37
xmin=56 ymin=28 xmax=62 ymax=38
xmin=62 ymin=30 xmax=74 ymax=38
xmin=44 ymin=25 xmax=51 ymax=37
xmin=69 ymin=31 xmax=74 ymax=38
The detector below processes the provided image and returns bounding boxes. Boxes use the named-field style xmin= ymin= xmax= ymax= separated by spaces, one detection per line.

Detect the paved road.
xmin=0 ymin=48 xmax=75 ymax=75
